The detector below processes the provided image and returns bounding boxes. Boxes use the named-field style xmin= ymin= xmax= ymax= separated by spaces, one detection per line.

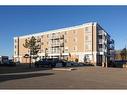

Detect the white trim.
xmin=48 ymin=53 xmax=69 ymax=56
xmin=38 ymin=53 xmax=45 ymax=56
xmin=13 ymin=55 xmax=23 ymax=57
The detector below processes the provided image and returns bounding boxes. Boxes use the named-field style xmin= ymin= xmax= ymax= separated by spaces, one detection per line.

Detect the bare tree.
xmin=23 ymin=36 xmax=40 ymax=68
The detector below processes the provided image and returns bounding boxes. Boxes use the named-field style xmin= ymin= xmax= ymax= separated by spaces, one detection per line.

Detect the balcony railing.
xmin=51 ymin=42 xmax=64 ymax=47
xmin=98 ymin=30 xmax=104 ymax=35
xmin=98 ymin=48 xmax=104 ymax=52
xmin=98 ymin=39 xmax=104 ymax=44
xmin=108 ymin=45 xmax=114 ymax=50
xmin=109 ymin=39 xmax=114 ymax=44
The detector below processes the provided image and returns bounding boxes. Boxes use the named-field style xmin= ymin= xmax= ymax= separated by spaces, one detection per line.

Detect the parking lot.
xmin=1 ymin=65 xmax=127 ymax=89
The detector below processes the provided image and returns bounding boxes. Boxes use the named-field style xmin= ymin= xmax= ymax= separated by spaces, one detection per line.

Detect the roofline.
xmin=14 ymin=22 xmax=97 ymax=39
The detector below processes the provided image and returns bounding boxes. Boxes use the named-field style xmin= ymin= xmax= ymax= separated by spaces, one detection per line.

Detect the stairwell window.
xmin=65 ymin=39 xmax=67 ymax=43
xmin=85 ymin=27 xmax=91 ymax=32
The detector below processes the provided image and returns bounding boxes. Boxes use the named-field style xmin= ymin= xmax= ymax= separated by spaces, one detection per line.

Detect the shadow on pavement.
xmin=0 ymin=72 xmax=54 ymax=83
xmin=0 ymin=64 xmax=51 ymax=74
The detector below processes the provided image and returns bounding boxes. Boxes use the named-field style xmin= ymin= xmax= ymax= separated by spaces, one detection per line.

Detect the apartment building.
xmin=13 ymin=22 xmax=115 ymax=67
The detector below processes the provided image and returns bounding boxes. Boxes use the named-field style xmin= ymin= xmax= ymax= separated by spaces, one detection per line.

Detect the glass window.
xmin=15 ymin=51 xmax=16 ymax=55
xmin=85 ymin=27 xmax=88 ymax=31
xmin=65 ymin=31 xmax=67 ymax=35
xmin=73 ymin=38 xmax=77 ymax=42
xmin=65 ymin=39 xmax=67 ymax=43
xmin=85 ymin=27 xmax=91 ymax=32
xmin=73 ymin=30 xmax=76 ymax=34
xmin=15 ymin=39 xmax=17 ymax=43
xmin=15 ymin=45 xmax=16 ymax=48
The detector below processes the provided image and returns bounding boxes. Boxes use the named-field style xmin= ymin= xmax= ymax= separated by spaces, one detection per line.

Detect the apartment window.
xmin=15 ymin=51 xmax=16 ymax=55
xmin=85 ymin=36 xmax=88 ymax=40
xmin=85 ymin=27 xmax=91 ymax=32
xmin=98 ymin=35 xmax=102 ymax=39
xmin=85 ymin=27 xmax=89 ymax=31
xmin=41 ymin=35 xmax=43 ymax=38
xmin=15 ymin=45 xmax=16 ymax=49
xmin=41 ymin=42 xmax=44 ymax=45
xmin=15 ymin=39 xmax=17 ymax=43
xmin=37 ymin=36 xmax=40 ymax=39
xmin=65 ymin=31 xmax=67 ymax=35
xmin=86 ymin=44 xmax=92 ymax=50
xmin=74 ymin=46 xmax=77 ymax=51
xmin=47 ymin=34 xmax=49 ymax=38
xmin=73 ymin=30 xmax=76 ymax=34
xmin=86 ymin=35 xmax=92 ymax=41
xmin=65 ymin=39 xmax=67 ymax=43
xmin=98 ymin=44 xmax=103 ymax=48
xmin=73 ymin=38 xmax=77 ymax=42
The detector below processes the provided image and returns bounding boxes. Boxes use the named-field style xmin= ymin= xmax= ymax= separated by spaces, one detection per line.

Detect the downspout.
xmin=92 ymin=23 xmax=94 ymax=66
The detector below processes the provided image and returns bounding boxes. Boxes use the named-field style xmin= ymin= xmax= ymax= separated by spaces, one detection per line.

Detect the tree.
xmin=23 ymin=36 xmax=40 ymax=68
xmin=120 ymin=48 xmax=127 ymax=60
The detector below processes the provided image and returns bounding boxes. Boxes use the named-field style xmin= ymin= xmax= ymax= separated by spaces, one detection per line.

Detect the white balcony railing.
xmin=98 ymin=39 xmax=104 ymax=44
xmin=98 ymin=30 xmax=104 ymax=35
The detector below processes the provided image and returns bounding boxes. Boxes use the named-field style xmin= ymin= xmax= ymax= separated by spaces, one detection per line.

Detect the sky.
xmin=0 ymin=6 xmax=127 ymax=57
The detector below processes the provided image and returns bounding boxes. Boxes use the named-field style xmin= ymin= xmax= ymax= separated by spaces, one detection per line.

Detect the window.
xmin=65 ymin=39 xmax=67 ymax=43
xmin=15 ymin=45 xmax=16 ymax=49
xmin=86 ymin=44 xmax=92 ymax=50
xmin=85 ymin=27 xmax=89 ymax=31
xmin=15 ymin=39 xmax=17 ymax=43
xmin=41 ymin=42 xmax=44 ymax=45
xmin=65 ymin=31 xmax=67 ymax=35
xmin=98 ymin=44 xmax=103 ymax=48
xmin=47 ymin=34 xmax=49 ymax=38
xmin=37 ymin=36 xmax=40 ymax=39
xmin=85 ymin=36 xmax=88 ymax=40
xmin=74 ymin=46 xmax=77 ymax=51
xmin=85 ymin=27 xmax=91 ymax=32
xmin=73 ymin=30 xmax=76 ymax=34
xmin=15 ymin=51 xmax=16 ymax=55
xmin=98 ymin=35 xmax=102 ymax=39
xmin=73 ymin=38 xmax=77 ymax=42
xmin=41 ymin=35 xmax=43 ymax=38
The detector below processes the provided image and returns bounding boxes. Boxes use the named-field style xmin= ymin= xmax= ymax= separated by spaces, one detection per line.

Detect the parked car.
xmin=8 ymin=60 xmax=16 ymax=66
xmin=59 ymin=59 xmax=67 ymax=67
xmin=35 ymin=58 xmax=59 ymax=68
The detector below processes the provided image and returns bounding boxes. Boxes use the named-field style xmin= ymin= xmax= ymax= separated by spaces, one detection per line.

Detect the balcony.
xmin=37 ymin=38 xmax=41 ymax=42
xmin=98 ymin=48 xmax=104 ymax=52
xmin=109 ymin=45 xmax=114 ymax=50
xmin=60 ymin=43 xmax=64 ymax=47
xmin=51 ymin=43 xmax=60 ymax=47
xmin=60 ymin=35 xmax=64 ymax=39
xmin=98 ymin=30 xmax=104 ymax=35
xmin=109 ymin=39 xmax=114 ymax=44
xmin=51 ymin=42 xmax=64 ymax=47
xmin=98 ymin=39 xmax=104 ymax=44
